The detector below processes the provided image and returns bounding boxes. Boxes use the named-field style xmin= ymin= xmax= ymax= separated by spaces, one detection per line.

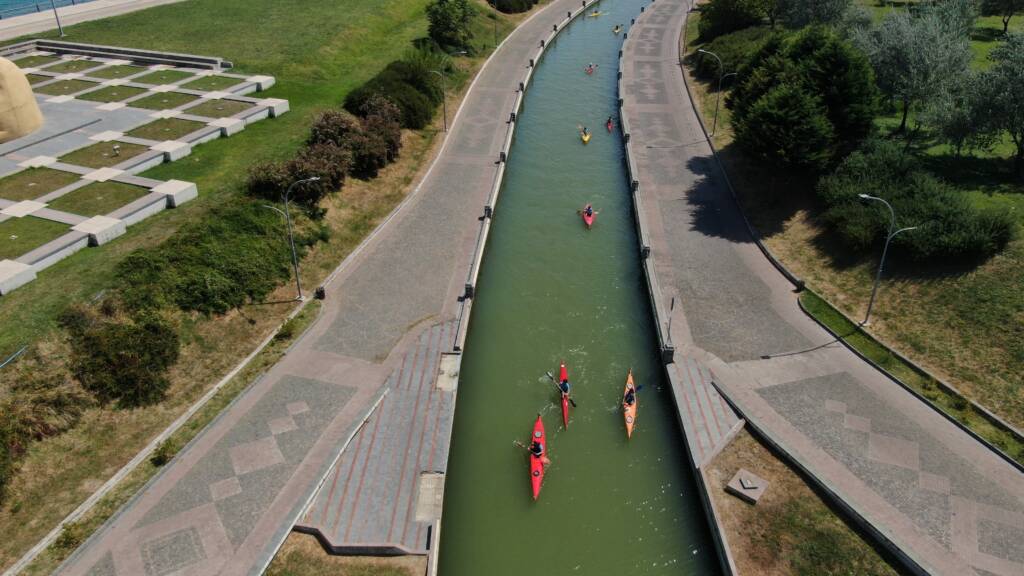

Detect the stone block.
xmin=208 ymin=116 xmax=244 ymax=136
xmin=150 ymin=140 xmax=191 ymax=161
xmin=1 ymin=200 xmax=46 ymax=217
xmin=152 ymin=179 xmax=197 ymax=208
xmin=246 ymin=75 xmax=275 ymax=91
xmin=261 ymin=98 xmax=289 ymax=117
xmin=72 ymin=215 xmax=125 ymax=245
xmin=18 ymin=155 xmax=57 ymax=168
xmin=725 ymin=468 xmax=768 ymax=504
xmin=0 ymin=260 xmax=36 ymax=295
xmin=82 ymin=167 xmax=125 ymax=183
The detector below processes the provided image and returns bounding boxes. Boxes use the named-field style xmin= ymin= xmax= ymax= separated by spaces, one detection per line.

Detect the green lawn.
xmin=131 ymin=69 xmax=194 ymax=84
xmin=181 ymin=74 xmax=244 ymax=91
xmin=0 ymin=168 xmax=81 ymax=202
xmin=185 ymin=98 xmax=254 ymax=118
xmin=47 ymin=182 xmax=149 ymax=217
xmin=25 ymin=74 xmax=48 ymax=85
xmin=85 ymin=64 xmax=146 ymax=79
xmin=12 ymin=55 xmax=59 ymax=68
xmin=0 ymin=217 xmax=68 ymax=260
xmin=128 ymin=91 xmax=200 ymax=110
xmin=41 ymin=59 xmax=103 ymax=74
xmin=126 ymin=118 xmax=207 ymax=141
xmin=75 ymin=85 xmax=148 ymax=102
xmin=59 ymin=142 xmax=151 ymax=169
xmin=33 ymin=79 xmax=98 ymax=96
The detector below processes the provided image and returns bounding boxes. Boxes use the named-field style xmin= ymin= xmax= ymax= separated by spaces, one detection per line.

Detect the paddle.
xmin=545 ymin=371 xmax=578 ymax=407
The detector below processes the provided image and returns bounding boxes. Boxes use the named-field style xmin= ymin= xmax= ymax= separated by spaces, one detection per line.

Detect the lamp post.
xmin=432 ymin=50 xmax=467 ymax=133
xmin=491 ymin=0 xmax=498 ymax=48
xmin=263 ymin=176 xmax=320 ymax=301
xmin=49 ymin=0 xmax=65 ymax=37
xmin=857 ymin=194 xmax=918 ymax=325
xmin=697 ymin=49 xmax=728 ymax=137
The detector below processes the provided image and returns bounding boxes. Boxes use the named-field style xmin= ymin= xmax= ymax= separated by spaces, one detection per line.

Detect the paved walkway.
xmin=621 ymin=2 xmax=1024 ymax=575
xmin=0 ymin=0 xmax=186 ymax=41
xmin=54 ymin=1 xmax=587 ymax=574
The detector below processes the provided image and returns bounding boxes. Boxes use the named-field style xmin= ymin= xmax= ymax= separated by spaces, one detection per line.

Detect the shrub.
xmin=426 ymin=0 xmax=475 ymax=51
xmin=733 ymin=83 xmax=836 ymax=172
xmin=150 ymin=440 xmax=176 ymax=467
xmin=117 ymin=202 xmax=298 ymax=314
xmin=285 ymin=143 xmax=351 ymax=202
xmin=690 ymin=26 xmax=778 ymax=80
xmin=698 ymin=0 xmax=770 ymax=41
xmin=818 ymin=139 xmax=1017 ymax=262
xmin=494 ymin=0 xmax=535 ymax=14
xmin=345 ymin=77 xmax=434 ymax=129
xmin=307 ymin=109 xmax=363 ymax=148
xmin=361 ymin=95 xmax=403 ymax=161
xmin=63 ymin=307 xmax=181 ymax=407
xmin=246 ymin=159 xmax=291 ymax=201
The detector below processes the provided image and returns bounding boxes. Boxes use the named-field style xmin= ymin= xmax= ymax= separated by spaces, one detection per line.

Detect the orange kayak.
xmin=623 ymin=369 xmax=637 ymax=438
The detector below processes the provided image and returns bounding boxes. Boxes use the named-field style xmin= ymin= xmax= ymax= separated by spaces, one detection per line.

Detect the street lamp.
xmin=263 ymin=176 xmax=320 ymax=301
xmin=49 ymin=0 xmax=65 ymax=37
xmin=491 ymin=0 xmax=498 ymax=48
xmin=432 ymin=50 xmax=467 ymax=133
xmin=857 ymin=194 xmax=918 ymax=325
xmin=697 ymin=49 xmax=729 ymax=137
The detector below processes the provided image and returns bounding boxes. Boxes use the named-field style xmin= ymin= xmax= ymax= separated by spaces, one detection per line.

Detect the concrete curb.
xmin=797 ymin=293 xmax=1024 ymax=474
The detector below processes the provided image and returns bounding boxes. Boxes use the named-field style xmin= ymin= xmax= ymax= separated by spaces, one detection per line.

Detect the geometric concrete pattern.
xmin=297 ymin=321 xmax=457 ymax=555
xmin=620 ymin=2 xmax=1024 ymax=575
xmin=666 ymin=356 xmax=741 ymax=468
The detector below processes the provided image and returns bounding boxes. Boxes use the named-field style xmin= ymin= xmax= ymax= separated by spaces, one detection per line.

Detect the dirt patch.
xmin=266 ymin=532 xmax=425 ymax=576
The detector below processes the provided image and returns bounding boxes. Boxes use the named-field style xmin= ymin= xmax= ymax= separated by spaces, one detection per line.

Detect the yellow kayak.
xmin=581 ymin=132 xmax=591 ymax=144
xmin=588 ymin=11 xmax=604 ymax=17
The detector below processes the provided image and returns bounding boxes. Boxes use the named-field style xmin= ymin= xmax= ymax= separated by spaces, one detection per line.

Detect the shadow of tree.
xmin=921 ymin=153 xmax=1023 ymax=196
xmin=971 ymin=26 xmax=1005 ymax=44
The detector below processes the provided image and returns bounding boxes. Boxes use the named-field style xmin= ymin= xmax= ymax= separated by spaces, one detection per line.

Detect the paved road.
xmin=621 ymin=2 xmax=1024 ymax=575
xmin=0 ymin=0 xmax=187 ymax=41
xmin=53 ymin=1 xmax=587 ymax=574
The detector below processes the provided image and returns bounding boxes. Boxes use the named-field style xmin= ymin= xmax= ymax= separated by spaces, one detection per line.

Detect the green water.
xmin=438 ymin=1 xmax=717 ymax=574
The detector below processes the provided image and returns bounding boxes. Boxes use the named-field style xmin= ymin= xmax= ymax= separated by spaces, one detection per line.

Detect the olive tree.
xmin=776 ymin=0 xmax=850 ymax=27
xmin=982 ymin=0 xmax=1024 ymax=34
xmin=977 ymin=33 xmax=1024 ymax=177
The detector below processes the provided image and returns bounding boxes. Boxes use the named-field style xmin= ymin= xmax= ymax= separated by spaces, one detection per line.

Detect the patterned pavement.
xmin=620 ymin=1 xmax=1024 ymax=575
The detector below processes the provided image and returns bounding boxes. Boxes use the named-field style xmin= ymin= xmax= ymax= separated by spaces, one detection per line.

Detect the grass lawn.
xmin=85 ymin=64 xmax=145 ymax=79
xmin=33 ymin=79 xmax=98 ymax=96
xmin=12 ymin=55 xmax=59 ymax=68
xmin=131 ymin=69 xmax=194 ymax=84
xmin=128 ymin=91 xmax=200 ymax=110
xmin=59 ymin=141 xmax=150 ymax=169
xmin=683 ymin=7 xmax=1024 ymax=431
xmin=126 ymin=118 xmax=206 ymax=141
xmin=25 ymin=73 xmax=48 ymax=85
xmin=266 ymin=533 xmax=423 ymax=576
xmin=0 ymin=168 xmax=81 ymax=202
xmin=185 ymin=98 xmax=254 ymax=118
xmin=47 ymin=182 xmax=149 ymax=217
xmin=181 ymin=74 xmax=244 ymax=91
xmin=0 ymin=1 xmax=529 ymax=571
xmin=75 ymin=85 xmax=148 ymax=103
xmin=0 ymin=217 xmax=69 ymax=260
xmin=40 ymin=59 xmax=103 ymax=74
xmin=708 ymin=429 xmax=908 ymax=576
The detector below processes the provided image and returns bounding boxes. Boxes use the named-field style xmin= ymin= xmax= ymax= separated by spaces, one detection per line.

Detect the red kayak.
xmin=606 ymin=119 xmax=613 ymax=132
xmin=559 ymin=363 xmax=570 ymax=428
xmin=529 ymin=415 xmax=547 ymax=500
xmin=582 ymin=205 xmax=595 ymax=229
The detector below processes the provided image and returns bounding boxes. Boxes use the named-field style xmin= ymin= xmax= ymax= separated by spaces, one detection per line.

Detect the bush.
xmin=734 ymin=83 xmax=836 ymax=172
xmin=286 ymin=143 xmax=351 ymax=201
xmin=381 ymin=59 xmax=444 ymax=106
xmin=494 ymin=0 xmax=536 ymax=14
xmin=690 ymin=26 xmax=778 ymax=80
xmin=117 ymin=202 xmax=299 ymax=314
xmin=345 ymin=77 xmax=434 ymax=129
xmin=818 ymin=139 xmax=1017 ymax=262
xmin=306 ymin=106 xmax=396 ymax=179
xmin=426 ymin=0 xmax=475 ymax=51
xmin=63 ymin=307 xmax=181 ymax=407
xmin=307 ymin=109 xmax=363 ymax=149
xmin=361 ymin=95 xmax=403 ymax=161
xmin=698 ymin=0 xmax=770 ymax=41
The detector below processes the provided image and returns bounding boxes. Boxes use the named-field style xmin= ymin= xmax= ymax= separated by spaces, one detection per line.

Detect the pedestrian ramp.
xmin=667 ymin=356 xmax=743 ymax=469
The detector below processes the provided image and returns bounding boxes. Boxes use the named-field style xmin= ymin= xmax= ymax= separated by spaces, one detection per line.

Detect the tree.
xmin=919 ymin=72 xmax=995 ymax=157
xmin=852 ymin=9 xmax=971 ymax=132
xmin=777 ymin=0 xmax=851 ymax=27
xmin=981 ymin=0 xmax=1024 ymax=34
xmin=734 ymin=83 xmax=836 ymax=172
xmin=698 ymin=0 xmax=771 ymax=40
xmin=977 ymin=33 xmax=1024 ymax=177
xmin=426 ymin=0 xmax=474 ymax=51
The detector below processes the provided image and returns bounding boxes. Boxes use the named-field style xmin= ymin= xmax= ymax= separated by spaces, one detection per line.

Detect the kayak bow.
xmin=530 ymin=415 xmax=546 ymax=499
xmin=623 ymin=369 xmax=638 ymax=438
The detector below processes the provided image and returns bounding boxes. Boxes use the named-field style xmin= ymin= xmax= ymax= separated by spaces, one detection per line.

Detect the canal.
xmin=438 ymin=1 xmax=717 ymax=574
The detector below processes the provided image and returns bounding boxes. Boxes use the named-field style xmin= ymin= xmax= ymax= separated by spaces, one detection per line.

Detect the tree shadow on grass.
xmin=971 ymin=26 xmax=1005 ymax=44
xmin=921 ymin=153 xmax=1023 ymax=196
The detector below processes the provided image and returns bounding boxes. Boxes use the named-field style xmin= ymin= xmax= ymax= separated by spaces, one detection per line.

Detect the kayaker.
xmin=624 ymin=387 xmax=636 ymax=406
xmin=559 ymin=377 xmax=571 ymax=395
xmin=529 ymin=440 xmax=545 ymax=458
xmin=606 ymin=115 xmax=613 ymax=127
xmin=582 ymin=127 xmax=590 ymax=137
xmin=584 ymin=205 xmax=594 ymax=217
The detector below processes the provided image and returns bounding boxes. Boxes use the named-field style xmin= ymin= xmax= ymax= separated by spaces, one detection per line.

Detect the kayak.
xmin=613 ymin=26 xmax=622 ymax=35
xmin=623 ymin=369 xmax=637 ymax=439
xmin=588 ymin=11 xmax=604 ymax=17
xmin=581 ymin=131 xmax=591 ymax=144
xmin=559 ymin=362 xmax=570 ymax=428
xmin=530 ymin=415 xmax=546 ymax=500
xmin=582 ymin=205 xmax=595 ymax=229
xmin=606 ymin=119 xmax=614 ymax=132
xmin=585 ymin=66 xmax=594 ymax=75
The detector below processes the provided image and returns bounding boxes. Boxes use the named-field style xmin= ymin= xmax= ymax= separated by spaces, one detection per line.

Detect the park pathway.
xmin=620 ymin=1 xmax=1024 ymax=575
xmin=53 ymin=1 xmax=588 ymax=574
xmin=0 ymin=0 xmax=188 ymax=41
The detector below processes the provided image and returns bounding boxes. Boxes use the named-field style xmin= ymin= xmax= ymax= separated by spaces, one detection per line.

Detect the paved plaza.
xmin=55 ymin=0 xmax=589 ymax=574
xmin=0 ymin=47 xmax=284 ymax=295
xmin=620 ymin=1 xmax=1024 ymax=575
